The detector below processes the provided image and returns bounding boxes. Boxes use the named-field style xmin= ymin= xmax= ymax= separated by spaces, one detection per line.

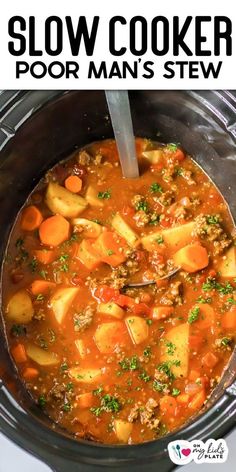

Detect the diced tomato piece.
xmin=150 ymin=163 xmax=165 ymax=172
xmin=202 ymin=352 xmax=219 ymax=368
xmin=95 ymin=285 xmax=120 ymax=303
xmin=133 ymin=303 xmax=151 ymax=317
xmin=160 ymin=216 xmax=173 ymax=228
xmin=122 ymin=205 xmax=135 ymax=218
xmin=169 ymin=149 xmax=185 ymax=162
xmin=114 ymin=294 xmax=134 ymax=308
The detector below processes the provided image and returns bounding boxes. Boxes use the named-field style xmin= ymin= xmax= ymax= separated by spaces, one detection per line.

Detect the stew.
xmin=2 ymin=138 xmax=236 ymax=444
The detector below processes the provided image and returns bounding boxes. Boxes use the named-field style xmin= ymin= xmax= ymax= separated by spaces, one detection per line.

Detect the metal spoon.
xmin=105 ymin=90 xmax=139 ymax=179
xmin=125 ymin=266 xmax=180 ymax=288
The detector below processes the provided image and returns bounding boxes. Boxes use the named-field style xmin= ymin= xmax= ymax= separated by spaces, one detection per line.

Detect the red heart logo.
xmin=181 ymin=448 xmax=191 ymax=457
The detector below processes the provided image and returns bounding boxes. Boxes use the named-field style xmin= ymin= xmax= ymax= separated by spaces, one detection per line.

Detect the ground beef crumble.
xmin=193 ymin=214 xmax=232 ymax=255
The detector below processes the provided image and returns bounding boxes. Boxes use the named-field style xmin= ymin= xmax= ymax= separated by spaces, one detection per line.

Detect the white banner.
xmin=0 ymin=0 xmax=235 ymax=89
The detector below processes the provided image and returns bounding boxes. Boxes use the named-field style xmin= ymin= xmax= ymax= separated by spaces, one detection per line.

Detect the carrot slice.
xmin=188 ymin=369 xmax=201 ymax=381
xmin=65 ymin=175 xmax=82 ymax=193
xmin=30 ymin=280 xmax=56 ymax=296
xmin=78 ymin=239 xmax=102 ymax=270
xmin=189 ymin=335 xmax=203 ymax=350
xmin=22 ymin=367 xmax=39 ymax=380
xmin=39 ymin=215 xmax=70 ymax=247
xmin=222 ymin=306 xmax=236 ymax=330
xmin=11 ymin=344 xmax=27 ymax=363
xmin=34 ymin=249 xmax=56 ymax=265
xmin=188 ymin=389 xmax=206 ymax=410
xmin=152 ymin=306 xmax=174 ymax=320
xmin=173 ymin=243 xmax=209 ymax=273
xmin=202 ymin=352 xmax=219 ymax=368
xmin=159 ymin=395 xmax=178 ymax=416
xmin=93 ymin=231 xmax=127 ymax=267
xmin=21 ymin=205 xmax=43 ymax=231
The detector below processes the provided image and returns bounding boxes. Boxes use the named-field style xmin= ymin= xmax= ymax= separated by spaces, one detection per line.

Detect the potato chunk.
xmin=94 ymin=322 xmax=123 ymax=353
xmin=219 ymin=246 xmax=236 ymax=278
xmin=45 ymin=182 xmax=87 ymax=218
xmin=85 ymin=185 xmax=104 ymax=208
xmin=142 ymin=149 xmax=164 ymax=164
xmin=50 ymin=287 xmax=79 ymax=324
xmin=97 ymin=302 xmax=125 ymax=319
xmin=26 ymin=344 xmax=59 ymax=366
xmin=114 ymin=419 xmax=133 ymax=442
xmin=111 ymin=214 xmax=140 ymax=247
xmin=75 ymin=339 xmax=87 ymax=358
xmin=69 ymin=367 xmax=103 ymax=383
xmin=161 ymin=323 xmax=189 ymax=378
xmin=6 ymin=290 xmax=34 ymax=324
xmin=125 ymin=316 xmax=149 ymax=345
xmin=72 ymin=218 xmax=103 ymax=238
xmin=141 ymin=221 xmax=195 ymax=252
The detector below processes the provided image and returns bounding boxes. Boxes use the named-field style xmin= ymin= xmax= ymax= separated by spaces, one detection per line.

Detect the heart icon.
xmin=181 ymin=448 xmax=191 ymax=457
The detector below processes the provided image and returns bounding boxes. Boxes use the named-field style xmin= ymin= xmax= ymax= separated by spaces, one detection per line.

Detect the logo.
xmin=168 ymin=439 xmax=228 ymax=465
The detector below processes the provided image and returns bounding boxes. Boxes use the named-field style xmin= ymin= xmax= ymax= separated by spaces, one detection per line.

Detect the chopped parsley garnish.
xmin=202 ymin=278 xmax=234 ymax=295
xmin=107 ymin=250 xmax=114 ymax=256
xmin=188 ymin=306 xmax=200 ymax=324
xmin=150 ymin=182 xmax=163 ymax=193
xmin=10 ymin=324 xmax=26 ymax=337
xmin=220 ymin=337 xmax=232 ymax=347
xmin=166 ymin=143 xmax=178 ymax=152
xmin=139 ymin=371 xmax=151 ymax=382
xmin=63 ymin=403 xmax=71 ymax=412
xmin=135 ymin=200 xmax=149 ymax=213
xmin=35 ymin=293 xmax=44 ymax=302
xmin=38 ymin=395 xmax=46 ymax=408
xmin=66 ymin=382 xmax=74 ymax=392
xmin=101 ymin=394 xmax=121 ymax=413
xmin=164 ymin=340 xmax=176 ymax=356
xmin=196 ymin=296 xmax=212 ymax=304
xmin=146 ymin=319 xmax=153 ymax=326
xmin=90 ymin=394 xmax=121 ymax=416
xmin=119 ymin=355 xmax=139 ymax=371
xmin=172 ymin=388 xmax=181 ymax=396
xmin=60 ymin=362 xmax=68 ymax=372
xmin=39 ymin=270 xmax=48 ymax=280
xmin=59 ymin=263 xmax=69 ymax=272
xmin=149 ymin=215 xmax=160 ymax=226
xmin=175 ymin=167 xmax=183 ymax=176
xmin=153 ymin=380 xmax=168 ymax=392
xmin=98 ymin=190 xmax=111 ymax=199
xmin=93 ymin=387 xmax=103 ymax=396
xmin=90 ymin=406 xmax=103 ymax=417
xmin=143 ymin=346 xmax=152 ymax=358
xmin=155 ymin=235 xmax=164 ymax=244
xmin=15 ymin=237 xmax=24 ymax=248
xmin=29 ymin=257 xmax=38 ymax=272
xmin=206 ymin=215 xmax=220 ymax=225
xmin=227 ymin=297 xmax=236 ymax=305
xmin=58 ymin=254 xmax=69 ymax=263
xmin=157 ymin=360 xmax=180 ymax=381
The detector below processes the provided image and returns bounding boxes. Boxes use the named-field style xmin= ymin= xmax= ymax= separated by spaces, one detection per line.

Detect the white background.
xmin=0 ymin=0 xmax=235 ymax=89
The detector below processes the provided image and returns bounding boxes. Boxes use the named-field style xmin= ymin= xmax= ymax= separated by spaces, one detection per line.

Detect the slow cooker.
xmin=0 ymin=90 xmax=236 ymax=471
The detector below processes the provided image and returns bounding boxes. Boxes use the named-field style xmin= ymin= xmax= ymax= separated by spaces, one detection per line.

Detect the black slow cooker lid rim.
xmin=0 ymin=383 xmax=235 ymax=465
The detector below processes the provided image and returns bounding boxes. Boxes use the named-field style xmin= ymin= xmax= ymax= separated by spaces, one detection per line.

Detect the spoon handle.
xmin=105 ymin=91 xmax=139 ymax=179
